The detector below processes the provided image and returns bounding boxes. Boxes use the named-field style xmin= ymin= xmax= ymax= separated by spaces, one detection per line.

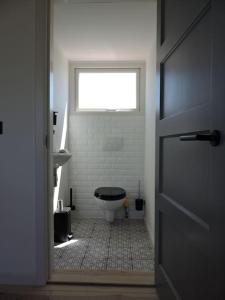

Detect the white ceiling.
xmin=53 ymin=0 xmax=156 ymax=61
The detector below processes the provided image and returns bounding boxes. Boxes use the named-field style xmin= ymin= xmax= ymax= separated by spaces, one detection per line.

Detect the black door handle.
xmin=0 ymin=121 xmax=2 ymax=134
xmin=180 ymin=130 xmax=220 ymax=146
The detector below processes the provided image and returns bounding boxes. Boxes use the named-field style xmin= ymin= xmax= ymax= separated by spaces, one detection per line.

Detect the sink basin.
xmin=53 ymin=150 xmax=72 ymax=167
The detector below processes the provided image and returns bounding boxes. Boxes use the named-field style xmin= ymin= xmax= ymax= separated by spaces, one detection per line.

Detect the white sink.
xmin=53 ymin=150 xmax=72 ymax=167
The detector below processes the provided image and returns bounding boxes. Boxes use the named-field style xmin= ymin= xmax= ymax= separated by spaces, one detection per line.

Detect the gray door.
xmin=155 ymin=0 xmax=225 ymax=299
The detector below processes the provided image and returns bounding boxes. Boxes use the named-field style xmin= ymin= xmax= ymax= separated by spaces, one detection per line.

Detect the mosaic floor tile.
xmin=94 ymin=223 xmax=111 ymax=230
xmin=92 ymin=229 xmax=110 ymax=239
xmin=54 ymin=255 xmax=83 ymax=270
xmin=54 ymin=248 xmax=64 ymax=259
xmin=65 ymin=238 xmax=90 ymax=249
xmin=130 ymin=230 xmax=149 ymax=237
xmin=62 ymin=257 xmax=83 ymax=270
xmin=82 ymin=218 xmax=96 ymax=223
xmin=130 ymin=234 xmax=150 ymax=243
xmin=132 ymin=259 xmax=154 ymax=272
xmin=109 ymin=236 xmax=131 ymax=245
xmin=90 ymin=238 xmax=109 ymax=247
xmin=53 ymin=218 xmax=154 ymax=273
xmin=110 ymin=229 xmax=130 ymax=237
xmin=107 ymin=258 xmax=133 ymax=271
xmin=71 ymin=223 xmax=80 ymax=231
xmin=73 ymin=228 xmax=93 ymax=238
xmin=131 ymin=240 xmax=152 ymax=250
xmin=131 ymin=248 xmax=154 ymax=260
xmin=93 ymin=218 xmax=108 ymax=225
xmin=112 ymin=228 xmax=129 ymax=234
xmin=81 ymin=258 xmax=107 ymax=270
xmin=86 ymin=246 xmax=109 ymax=258
xmin=108 ymin=247 xmax=132 ymax=259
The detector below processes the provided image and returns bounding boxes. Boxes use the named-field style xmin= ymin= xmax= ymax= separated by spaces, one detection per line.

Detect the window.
xmin=70 ymin=63 xmax=145 ymax=113
xmin=76 ymin=69 xmax=138 ymax=111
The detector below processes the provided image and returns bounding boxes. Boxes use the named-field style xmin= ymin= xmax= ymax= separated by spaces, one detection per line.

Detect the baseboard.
xmin=144 ymin=219 xmax=154 ymax=247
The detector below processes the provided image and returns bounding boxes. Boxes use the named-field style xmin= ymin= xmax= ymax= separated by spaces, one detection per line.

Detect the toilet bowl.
xmin=94 ymin=187 xmax=126 ymax=222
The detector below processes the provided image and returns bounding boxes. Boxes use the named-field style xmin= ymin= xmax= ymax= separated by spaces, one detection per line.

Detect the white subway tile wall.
xmin=68 ymin=115 xmax=145 ymax=219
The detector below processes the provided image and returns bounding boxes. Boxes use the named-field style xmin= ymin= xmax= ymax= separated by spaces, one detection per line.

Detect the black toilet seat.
xmin=94 ymin=187 xmax=126 ymax=201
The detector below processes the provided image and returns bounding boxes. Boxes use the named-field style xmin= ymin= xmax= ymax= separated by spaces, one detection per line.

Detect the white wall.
xmin=54 ymin=1 xmax=156 ymax=61
xmin=0 ymin=0 xmax=48 ymax=285
xmin=52 ymin=43 xmax=69 ymax=211
xmin=69 ymin=115 xmax=145 ymax=219
xmin=144 ymin=9 xmax=157 ymax=243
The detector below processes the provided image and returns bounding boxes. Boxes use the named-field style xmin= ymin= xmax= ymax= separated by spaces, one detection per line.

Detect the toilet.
xmin=94 ymin=187 xmax=126 ymax=222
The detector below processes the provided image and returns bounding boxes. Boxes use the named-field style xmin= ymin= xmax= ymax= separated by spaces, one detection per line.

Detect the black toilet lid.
xmin=94 ymin=187 xmax=126 ymax=201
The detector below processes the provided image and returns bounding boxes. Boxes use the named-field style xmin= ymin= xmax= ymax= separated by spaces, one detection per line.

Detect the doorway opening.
xmin=49 ymin=0 xmax=157 ymax=285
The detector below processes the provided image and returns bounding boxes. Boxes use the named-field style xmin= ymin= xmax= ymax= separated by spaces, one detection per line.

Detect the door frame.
xmin=34 ymin=0 xmax=51 ymax=285
xmin=42 ymin=0 xmax=157 ymax=286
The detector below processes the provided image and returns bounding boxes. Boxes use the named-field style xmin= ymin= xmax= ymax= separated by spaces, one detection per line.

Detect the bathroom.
xmin=51 ymin=0 xmax=156 ymax=277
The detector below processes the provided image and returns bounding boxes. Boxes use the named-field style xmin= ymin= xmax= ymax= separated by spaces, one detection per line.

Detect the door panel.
xmin=159 ymin=212 xmax=208 ymax=299
xmin=155 ymin=0 xmax=225 ymax=299
xmin=161 ymin=10 xmax=211 ymax=118
xmin=159 ymin=104 xmax=210 ymax=136
xmin=160 ymin=0 xmax=209 ymax=49
xmin=161 ymin=136 xmax=209 ymax=221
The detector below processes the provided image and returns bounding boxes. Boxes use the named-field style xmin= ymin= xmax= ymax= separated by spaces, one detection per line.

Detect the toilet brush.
xmin=67 ymin=188 xmax=76 ymax=211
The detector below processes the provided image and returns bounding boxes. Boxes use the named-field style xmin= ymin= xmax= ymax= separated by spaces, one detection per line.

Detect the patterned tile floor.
xmin=53 ymin=219 xmax=154 ymax=272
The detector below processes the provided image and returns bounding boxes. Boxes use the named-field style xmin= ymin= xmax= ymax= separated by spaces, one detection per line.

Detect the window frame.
xmin=69 ymin=61 xmax=145 ymax=115
xmin=75 ymin=68 xmax=140 ymax=112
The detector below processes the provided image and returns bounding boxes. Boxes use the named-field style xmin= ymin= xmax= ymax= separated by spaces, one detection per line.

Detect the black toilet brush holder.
xmin=135 ymin=198 xmax=144 ymax=210
xmin=135 ymin=180 xmax=144 ymax=211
